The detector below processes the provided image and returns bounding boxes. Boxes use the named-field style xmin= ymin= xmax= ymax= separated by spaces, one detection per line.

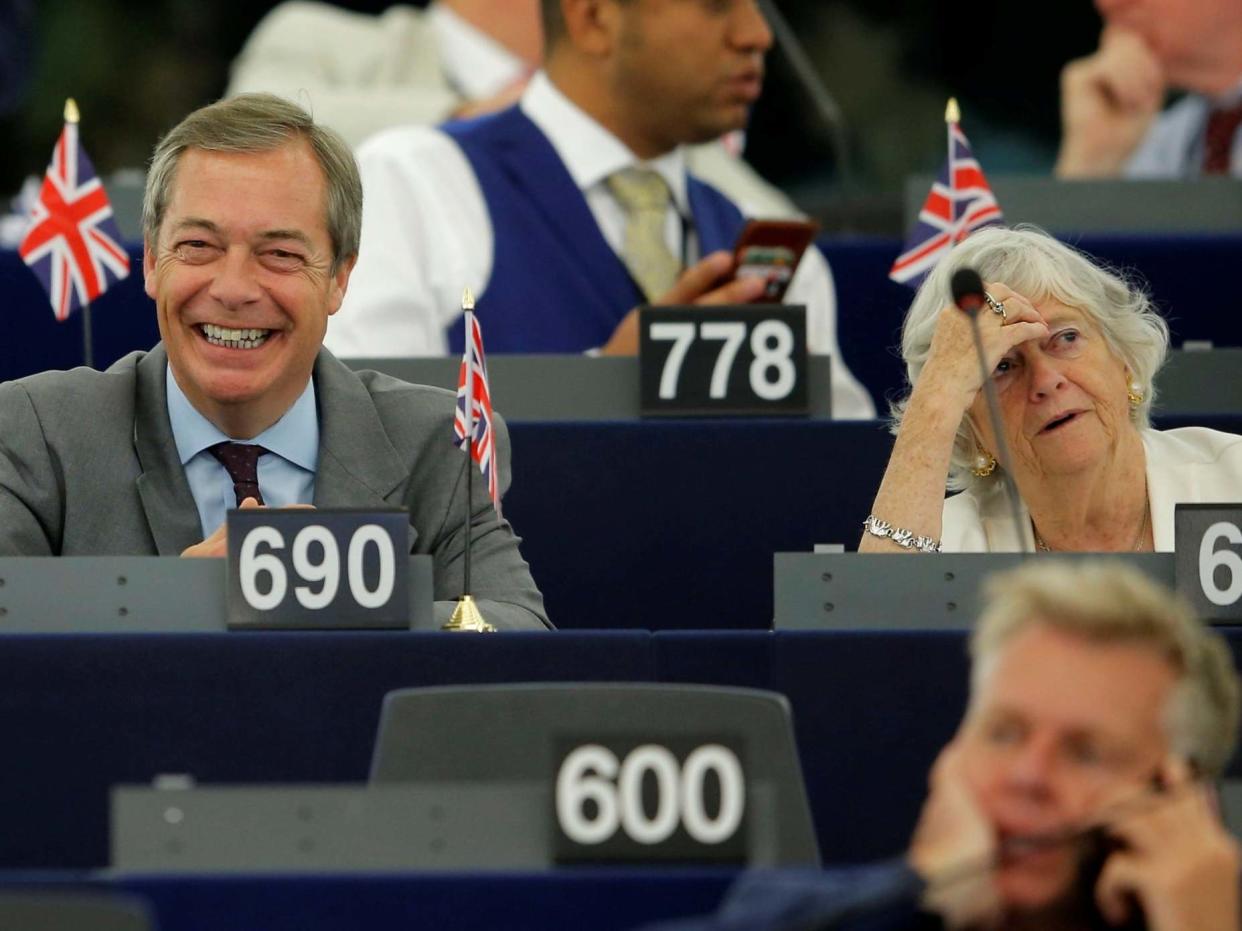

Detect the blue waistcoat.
xmin=441 ymin=106 xmax=748 ymax=353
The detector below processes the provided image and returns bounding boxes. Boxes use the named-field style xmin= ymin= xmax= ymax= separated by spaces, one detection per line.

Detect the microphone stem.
xmin=966 ymin=311 xmax=1033 ymax=554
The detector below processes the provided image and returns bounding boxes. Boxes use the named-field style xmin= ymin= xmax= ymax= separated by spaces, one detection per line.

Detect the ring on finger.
xmin=984 ymin=291 xmax=1006 ymax=320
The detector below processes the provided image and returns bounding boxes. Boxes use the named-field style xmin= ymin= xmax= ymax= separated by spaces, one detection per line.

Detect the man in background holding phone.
xmin=325 ymin=0 xmax=875 ymax=419
xmin=656 ymin=561 xmax=1240 ymax=930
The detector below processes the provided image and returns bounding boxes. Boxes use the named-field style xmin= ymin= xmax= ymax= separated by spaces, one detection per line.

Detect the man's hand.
xmin=908 ymin=740 xmax=1000 ymax=929
xmin=1055 ymin=27 xmax=1166 ymax=178
xmin=180 ymin=499 xmax=316 ymax=558
xmin=600 ymin=251 xmax=767 ymax=355
xmin=1094 ymin=756 xmax=1241 ymax=931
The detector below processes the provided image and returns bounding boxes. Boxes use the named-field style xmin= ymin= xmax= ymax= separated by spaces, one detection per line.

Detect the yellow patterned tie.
xmin=606 ymin=167 xmax=680 ymax=301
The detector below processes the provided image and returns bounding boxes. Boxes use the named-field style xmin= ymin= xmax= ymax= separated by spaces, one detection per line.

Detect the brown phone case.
xmin=732 ymin=219 xmax=821 ymax=304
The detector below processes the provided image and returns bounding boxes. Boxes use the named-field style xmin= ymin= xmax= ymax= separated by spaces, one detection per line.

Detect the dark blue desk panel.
xmin=4 ymin=631 xmax=1240 ymax=872
xmin=655 ymin=631 xmax=969 ymax=864
xmin=0 ymin=632 xmax=650 ymax=870
xmin=504 ymin=420 xmax=894 ymax=631
xmin=0 ymin=871 xmax=736 ymax=931
xmin=3 ymin=235 xmax=1239 ymax=407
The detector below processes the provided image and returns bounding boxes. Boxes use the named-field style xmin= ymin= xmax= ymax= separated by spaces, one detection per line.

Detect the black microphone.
xmin=950 ymin=268 xmax=985 ymax=316
xmin=950 ymin=266 xmax=1032 ymax=553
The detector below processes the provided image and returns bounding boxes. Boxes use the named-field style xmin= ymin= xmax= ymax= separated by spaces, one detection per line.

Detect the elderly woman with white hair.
xmin=861 ymin=225 xmax=1242 ymax=553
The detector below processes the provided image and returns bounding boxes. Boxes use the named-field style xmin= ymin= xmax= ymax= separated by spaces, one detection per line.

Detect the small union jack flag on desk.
xmin=19 ymin=98 xmax=130 ymax=321
xmin=889 ymin=99 xmax=1003 ymax=289
xmin=454 ymin=289 xmax=500 ymax=514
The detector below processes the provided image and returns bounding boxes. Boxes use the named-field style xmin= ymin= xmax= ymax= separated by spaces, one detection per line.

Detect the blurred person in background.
xmin=323 ymin=0 xmax=874 ymax=416
xmin=1056 ymin=0 xmax=1242 ymax=177
xmin=227 ymin=0 xmax=797 ymax=216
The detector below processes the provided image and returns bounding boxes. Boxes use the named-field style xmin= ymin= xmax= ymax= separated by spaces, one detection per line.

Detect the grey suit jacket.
xmin=0 ymin=345 xmax=550 ymax=630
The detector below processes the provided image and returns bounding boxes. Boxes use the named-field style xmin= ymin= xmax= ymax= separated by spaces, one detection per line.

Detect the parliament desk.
xmin=502 ymin=414 xmax=1240 ymax=632
xmin=2 ymin=234 xmax=1239 ymax=406
xmin=0 ymin=870 xmax=736 ymax=931
xmin=5 ymin=630 xmax=1242 ymax=872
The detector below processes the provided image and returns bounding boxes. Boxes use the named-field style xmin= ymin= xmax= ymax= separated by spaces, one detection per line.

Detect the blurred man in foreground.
xmin=657 ymin=561 xmax=1240 ymax=929
xmin=1056 ymin=0 xmax=1242 ymax=178
xmin=0 ymin=93 xmax=548 ymax=630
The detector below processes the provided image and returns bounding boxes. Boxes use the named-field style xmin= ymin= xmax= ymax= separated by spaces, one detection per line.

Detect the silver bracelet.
xmin=862 ymin=515 xmax=942 ymax=553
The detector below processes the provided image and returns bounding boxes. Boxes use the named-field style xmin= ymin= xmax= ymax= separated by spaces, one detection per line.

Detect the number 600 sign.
xmin=225 ymin=509 xmax=410 ymax=629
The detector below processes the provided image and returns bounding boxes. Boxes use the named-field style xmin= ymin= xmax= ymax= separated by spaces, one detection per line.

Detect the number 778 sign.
xmin=638 ymin=306 xmax=808 ymax=416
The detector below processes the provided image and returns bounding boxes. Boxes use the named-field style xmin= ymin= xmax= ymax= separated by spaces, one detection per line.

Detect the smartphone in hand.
xmin=732 ymin=219 xmax=820 ymax=303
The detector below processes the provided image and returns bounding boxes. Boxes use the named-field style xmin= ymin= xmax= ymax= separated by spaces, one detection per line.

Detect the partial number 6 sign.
xmin=1175 ymin=505 xmax=1242 ymax=620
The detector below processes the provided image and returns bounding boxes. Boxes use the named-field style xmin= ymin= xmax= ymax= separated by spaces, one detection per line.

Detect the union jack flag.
xmin=889 ymin=118 xmax=1003 ymax=288
xmin=454 ymin=309 xmax=500 ymax=514
xmin=19 ymin=111 xmax=130 ymax=321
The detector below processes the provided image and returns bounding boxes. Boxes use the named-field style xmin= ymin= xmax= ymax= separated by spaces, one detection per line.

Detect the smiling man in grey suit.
xmin=0 ymin=93 xmax=549 ymax=630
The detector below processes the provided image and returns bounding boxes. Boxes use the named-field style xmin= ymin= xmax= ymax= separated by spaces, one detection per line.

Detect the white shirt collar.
xmin=427 ymin=1 xmax=528 ymax=101
xmin=519 ymin=71 xmax=690 ymax=216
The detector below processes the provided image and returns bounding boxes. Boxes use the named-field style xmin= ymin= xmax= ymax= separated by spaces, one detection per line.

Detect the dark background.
xmin=0 ymin=0 xmax=1102 ymax=216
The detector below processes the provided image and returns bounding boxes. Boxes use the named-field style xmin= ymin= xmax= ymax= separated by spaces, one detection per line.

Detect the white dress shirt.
xmin=940 ymin=427 xmax=1242 ymax=552
xmin=329 ymin=71 xmax=875 ymax=418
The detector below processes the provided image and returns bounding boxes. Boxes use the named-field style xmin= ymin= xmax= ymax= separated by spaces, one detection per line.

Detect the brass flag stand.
xmin=443 ymin=287 xmax=496 ymax=633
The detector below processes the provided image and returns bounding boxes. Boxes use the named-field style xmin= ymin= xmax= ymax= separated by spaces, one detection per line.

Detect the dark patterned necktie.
xmin=1204 ymin=103 xmax=1242 ymax=174
xmin=208 ymin=442 xmax=269 ymax=506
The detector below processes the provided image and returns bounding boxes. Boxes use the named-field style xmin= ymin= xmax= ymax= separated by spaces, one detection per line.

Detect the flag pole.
xmin=64 ymin=99 xmax=95 ymax=369
xmin=443 ymin=286 xmax=494 ymax=632
xmin=945 ymin=98 xmax=959 ymax=241
xmin=462 ymin=290 xmax=475 ymax=599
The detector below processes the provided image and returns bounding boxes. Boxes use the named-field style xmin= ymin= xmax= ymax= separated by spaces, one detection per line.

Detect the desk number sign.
xmin=1175 ymin=504 xmax=1242 ymax=622
xmin=639 ymin=305 xmax=807 ymax=416
xmin=552 ymin=736 xmax=748 ymax=864
xmin=226 ymin=509 xmax=410 ymax=630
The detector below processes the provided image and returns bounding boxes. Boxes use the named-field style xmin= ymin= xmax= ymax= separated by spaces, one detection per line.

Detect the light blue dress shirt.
xmin=166 ymin=366 xmax=319 ymax=539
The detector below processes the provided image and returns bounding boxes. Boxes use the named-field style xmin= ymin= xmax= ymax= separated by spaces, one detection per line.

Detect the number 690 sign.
xmin=1175 ymin=504 xmax=1242 ymax=622
xmin=639 ymin=305 xmax=807 ymax=416
xmin=226 ymin=509 xmax=410 ymax=629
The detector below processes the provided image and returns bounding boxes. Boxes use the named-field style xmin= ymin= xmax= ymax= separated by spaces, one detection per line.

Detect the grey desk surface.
xmin=0 ymin=556 xmax=434 ymax=633
xmin=344 ymin=354 xmax=835 ymax=421
xmin=906 ymin=176 xmax=1242 ymax=234
xmin=345 ymin=349 xmax=1237 ymax=422
xmin=774 ymin=552 xmax=1177 ymax=630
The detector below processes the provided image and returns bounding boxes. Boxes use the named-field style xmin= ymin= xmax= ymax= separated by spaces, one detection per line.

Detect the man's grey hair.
xmin=142 ymin=93 xmax=362 ymax=273
xmin=969 ymin=560 xmax=1240 ymax=779
xmin=891 ymin=226 xmax=1170 ymax=492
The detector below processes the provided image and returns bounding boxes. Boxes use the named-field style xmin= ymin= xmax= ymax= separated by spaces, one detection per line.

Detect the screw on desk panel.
xmin=117 ymin=576 xmax=127 ymax=586
xmin=944 ymin=572 xmax=954 ymax=582
xmin=822 ymin=602 xmax=834 ymax=612
xmin=0 ymin=578 xmax=6 ymax=586
xmin=821 ymin=572 xmax=832 ymax=582
xmin=118 ymin=607 xmax=128 ymax=617
xmin=946 ymin=602 xmax=957 ymax=611
xmin=0 ymin=607 xmax=7 ymax=617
